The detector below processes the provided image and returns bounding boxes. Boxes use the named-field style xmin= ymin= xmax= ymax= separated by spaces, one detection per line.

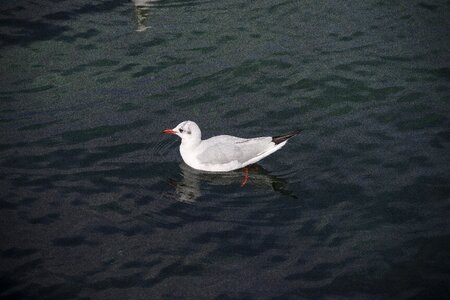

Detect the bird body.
xmin=163 ymin=121 xmax=300 ymax=172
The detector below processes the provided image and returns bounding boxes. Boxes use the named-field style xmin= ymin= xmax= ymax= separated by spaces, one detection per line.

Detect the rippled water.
xmin=1 ymin=0 xmax=449 ymax=299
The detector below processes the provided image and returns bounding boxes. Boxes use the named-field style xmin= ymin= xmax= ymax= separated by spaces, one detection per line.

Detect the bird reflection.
xmin=168 ymin=163 xmax=296 ymax=203
xmin=132 ymin=0 xmax=159 ymax=32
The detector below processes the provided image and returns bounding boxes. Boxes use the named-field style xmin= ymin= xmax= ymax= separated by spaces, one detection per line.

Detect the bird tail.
xmin=272 ymin=129 xmax=302 ymax=145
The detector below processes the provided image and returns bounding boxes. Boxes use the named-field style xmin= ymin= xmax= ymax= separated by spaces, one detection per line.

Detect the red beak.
xmin=162 ymin=129 xmax=177 ymax=135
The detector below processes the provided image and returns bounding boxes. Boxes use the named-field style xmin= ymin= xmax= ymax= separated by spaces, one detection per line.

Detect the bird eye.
xmin=179 ymin=129 xmax=183 ymax=133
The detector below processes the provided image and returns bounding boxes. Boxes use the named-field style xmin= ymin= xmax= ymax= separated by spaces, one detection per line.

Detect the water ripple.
xmin=1 ymin=0 xmax=449 ymax=299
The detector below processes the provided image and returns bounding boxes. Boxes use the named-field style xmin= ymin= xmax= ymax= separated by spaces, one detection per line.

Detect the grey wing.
xmin=198 ymin=136 xmax=273 ymax=165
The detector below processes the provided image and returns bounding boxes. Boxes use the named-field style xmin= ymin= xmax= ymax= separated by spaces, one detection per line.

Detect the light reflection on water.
xmin=132 ymin=0 xmax=158 ymax=32
xmin=132 ymin=0 xmax=213 ymax=32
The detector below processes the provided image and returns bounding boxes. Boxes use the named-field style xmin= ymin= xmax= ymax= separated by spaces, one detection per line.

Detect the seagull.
xmin=162 ymin=121 xmax=301 ymax=175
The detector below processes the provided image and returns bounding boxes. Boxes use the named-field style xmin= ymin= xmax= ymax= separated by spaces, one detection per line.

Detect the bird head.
xmin=162 ymin=120 xmax=201 ymax=144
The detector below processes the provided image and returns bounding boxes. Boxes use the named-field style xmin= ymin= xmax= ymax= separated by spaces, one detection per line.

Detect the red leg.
xmin=241 ymin=166 xmax=249 ymax=187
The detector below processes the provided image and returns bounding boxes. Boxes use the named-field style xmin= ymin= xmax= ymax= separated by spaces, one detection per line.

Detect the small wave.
xmin=132 ymin=0 xmax=212 ymax=9
xmin=153 ymin=138 xmax=178 ymax=157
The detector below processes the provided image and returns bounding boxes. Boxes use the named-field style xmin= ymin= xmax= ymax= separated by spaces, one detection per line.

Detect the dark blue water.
xmin=1 ymin=0 xmax=449 ymax=299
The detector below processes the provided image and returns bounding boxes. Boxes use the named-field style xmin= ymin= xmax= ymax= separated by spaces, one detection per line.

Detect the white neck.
xmin=181 ymin=136 xmax=201 ymax=148
xmin=179 ymin=137 xmax=202 ymax=170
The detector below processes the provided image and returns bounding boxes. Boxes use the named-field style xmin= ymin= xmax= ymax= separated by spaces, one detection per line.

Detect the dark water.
xmin=1 ymin=0 xmax=449 ymax=299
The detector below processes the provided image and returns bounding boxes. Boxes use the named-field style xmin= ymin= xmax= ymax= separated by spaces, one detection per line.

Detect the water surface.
xmin=1 ymin=0 xmax=449 ymax=299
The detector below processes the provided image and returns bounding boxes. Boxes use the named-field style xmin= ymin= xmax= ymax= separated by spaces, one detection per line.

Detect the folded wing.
xmin=197 ymin=135 xmax=273 ymax=165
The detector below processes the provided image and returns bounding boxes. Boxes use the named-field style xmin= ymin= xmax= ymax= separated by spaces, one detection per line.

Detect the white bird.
xmin=162 ymin=121 xmax=301 ymax=172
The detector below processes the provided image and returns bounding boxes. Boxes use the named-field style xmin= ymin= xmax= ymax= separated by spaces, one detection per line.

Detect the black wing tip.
xmin=272 ymin=129 xmax=302 ymax=145
xmin=290 ymin=129 xmax=303 ymax=136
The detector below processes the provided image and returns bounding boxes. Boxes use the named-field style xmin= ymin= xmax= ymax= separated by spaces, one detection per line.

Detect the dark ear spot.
xmin=187 ymin=131 xmax=191 ymax=134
